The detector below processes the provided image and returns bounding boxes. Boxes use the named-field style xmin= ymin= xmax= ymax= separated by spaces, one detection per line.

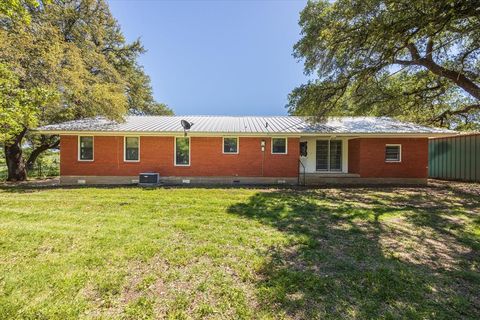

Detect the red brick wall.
xmin=348 ymin=138 xmax=428 ymax=178
xmin=60 ymin=135 xmax=299 ymax=177
xmin=347 ymin=139 xmax=360 ymax=174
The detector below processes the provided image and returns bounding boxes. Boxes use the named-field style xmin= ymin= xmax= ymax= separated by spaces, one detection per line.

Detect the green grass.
xmin=0 ymin=185 xmax=479 ymax=319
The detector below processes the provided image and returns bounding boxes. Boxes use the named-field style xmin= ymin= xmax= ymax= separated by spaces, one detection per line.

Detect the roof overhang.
xmin=33 ymin=130 xmax=458 ymax=139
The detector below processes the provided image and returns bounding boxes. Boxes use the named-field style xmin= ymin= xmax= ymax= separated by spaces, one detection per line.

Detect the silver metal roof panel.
xmin=36 ymin=115 xmax=455 ymax=135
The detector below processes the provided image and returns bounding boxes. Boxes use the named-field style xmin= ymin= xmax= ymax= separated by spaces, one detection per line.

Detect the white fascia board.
xmin=35 ymin=130 xmax=457 ymax=138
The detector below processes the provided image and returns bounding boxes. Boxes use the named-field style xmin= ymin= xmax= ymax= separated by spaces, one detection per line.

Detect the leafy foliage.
xmin=0 ymin=0 xmax=172 ymax=180
xmin=0 ymin=0 xmax=46 ymax=24
xmin=0 ymin=63 xmax=55 ymax=142
xmin=289 ymin=0 xmax=480 ymax=130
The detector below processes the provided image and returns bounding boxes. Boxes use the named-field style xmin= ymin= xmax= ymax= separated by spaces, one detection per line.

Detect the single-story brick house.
xmin=37 ymin=116 xmax=456 ymax=185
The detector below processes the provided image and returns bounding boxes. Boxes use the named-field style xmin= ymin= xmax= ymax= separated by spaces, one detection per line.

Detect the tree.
xmin=0 ymin=63 xmax=57 ymax=180
xmin=289 ymin=0 xmax=480 ymax=130
xmin=0 ymin=0 xmax=172 ymax=181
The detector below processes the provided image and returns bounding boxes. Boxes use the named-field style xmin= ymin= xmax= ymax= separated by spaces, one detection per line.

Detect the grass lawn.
xmin=0 ymin=184 xmax=479 ymax=319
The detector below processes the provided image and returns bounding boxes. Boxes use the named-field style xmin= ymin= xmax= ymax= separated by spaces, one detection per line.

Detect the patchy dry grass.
xmin=0 ymin=183 xmax=479 ymax=319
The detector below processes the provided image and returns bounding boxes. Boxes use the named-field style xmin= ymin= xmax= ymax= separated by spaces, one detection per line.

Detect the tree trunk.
xmin=26 ymin=138 xmax=60 ymax=171
xmin=4 ymin=129 xmax=28 ymax=182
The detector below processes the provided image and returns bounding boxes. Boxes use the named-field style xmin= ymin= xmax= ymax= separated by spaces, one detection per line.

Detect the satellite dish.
xmin=181 ymin=119 xmax=192 ymax=130
xmin=181 ymin=119 xmax=193 ymax=136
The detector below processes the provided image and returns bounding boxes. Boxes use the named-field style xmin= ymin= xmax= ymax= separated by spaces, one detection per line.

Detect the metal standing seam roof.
xmin=36 ymin=115 xmax=456 ymax=135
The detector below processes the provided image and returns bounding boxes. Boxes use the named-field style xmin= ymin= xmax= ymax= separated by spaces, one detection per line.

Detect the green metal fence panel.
xmin=476 ymin=136 xmax=480 ymax=181
xmin=476 ymin=137 xmax=480 ymax=181
xmin=455 ymin=137 xmax=461 ymax=179
xmin=429 ymin=134 xmax=480 ymax=182
xmin=470 ymin=136 xmax=477 ymax=181
xmin=430 ymin=138 xmax=437 ymax=178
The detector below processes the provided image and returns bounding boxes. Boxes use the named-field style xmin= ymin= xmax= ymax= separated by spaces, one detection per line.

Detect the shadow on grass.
xmin=228 ymin=189 xmax=480 ymax=319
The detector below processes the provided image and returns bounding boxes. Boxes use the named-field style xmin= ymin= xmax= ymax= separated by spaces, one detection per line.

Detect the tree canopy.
xmin=289 ymin=0 xmax=480 ymax=130
xmin=0 ymin=0 xmax=172 ymax=180
xmin=0 ymin=0 xmax=46 ymax=23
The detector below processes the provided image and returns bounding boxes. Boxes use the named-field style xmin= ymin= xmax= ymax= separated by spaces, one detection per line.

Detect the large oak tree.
xmin=288 ymin=0 xmax=480 ymax=130
xmin=0 ymin=0 xmax=172 ymax=181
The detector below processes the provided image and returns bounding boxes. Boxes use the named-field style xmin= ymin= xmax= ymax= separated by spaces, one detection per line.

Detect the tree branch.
xmin=418 ymin=58 xmax=480 ymax=100
xmin=402 ymin=84 xmax=444 ymax=96
xmin=432 ymin=104 xmax=480 ymax=123
xmin=393 ymin=59 xmax=415 ymax=66
xmin=426 ymin=38 xmax=434 ymax=61
xmin=407 ymin=43 xmax=421 ymax=61
xmin=26 ymin=137 xmax=60 ymax=171
xmin=395 ymin=41 xmax=480 ymax=100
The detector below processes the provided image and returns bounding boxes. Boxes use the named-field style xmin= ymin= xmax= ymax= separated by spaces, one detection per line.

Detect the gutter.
xmin=33 ymin=130 xmax=458 ymax=139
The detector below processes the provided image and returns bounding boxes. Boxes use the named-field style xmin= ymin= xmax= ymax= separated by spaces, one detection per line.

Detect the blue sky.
xmin=108 ymin=0 xmax=308 ymax=116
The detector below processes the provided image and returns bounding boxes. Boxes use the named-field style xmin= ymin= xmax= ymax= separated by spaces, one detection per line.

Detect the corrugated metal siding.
xmin=429 ymin=134 xmax=480 ymax=182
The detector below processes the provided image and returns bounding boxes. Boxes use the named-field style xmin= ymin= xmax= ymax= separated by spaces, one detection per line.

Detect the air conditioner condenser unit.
xmin=138 ymin=173 xmax=160 ymax=186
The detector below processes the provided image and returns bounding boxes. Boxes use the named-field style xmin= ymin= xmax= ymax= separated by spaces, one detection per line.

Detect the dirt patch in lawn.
xmin=228 ymin=183 xmax=480 ymax=319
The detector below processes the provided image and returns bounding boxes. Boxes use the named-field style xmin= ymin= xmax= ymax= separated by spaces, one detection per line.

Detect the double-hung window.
xmin=385 ymin=144 xmax=401 ymax=162
xmin=78 ymin=136 xmax=94 ymax=161
xmin=272 ymin=138 xmax=287 ymax=154
xmin=223 ymin=137 xmax=238 ymax=154
xmin=175 ymin=137 xmax=190 ymax=166
xmin=316 ymin=140 xmax=342 ymax=171
xmin=124 ymin=137 xmax=140 ymax=162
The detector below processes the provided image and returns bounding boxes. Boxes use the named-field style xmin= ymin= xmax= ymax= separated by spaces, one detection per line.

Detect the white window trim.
xmin=385 ymin=144 xmax=402 ymax=163
xmin=78 ymin=135 xmax=94 ymax=162
xmin=315 ymin=138 xmax=344 ymax=172
xmin=174 ymin=136 xmax=191 ymax=167
xmin=271 ymin=137 xmax=288 ymax=154
xmin=124 ymin=136 xmax=140 ymax=162
xmin=222 ymin=137 xmax=239 ymax=154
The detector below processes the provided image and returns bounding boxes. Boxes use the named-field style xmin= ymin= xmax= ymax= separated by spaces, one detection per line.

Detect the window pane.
xmin=386 ymin=146 xmax=400 ymax=161
xmin=79 ymin=137 xmax=93 ymax=160
xmin=330 ymin=140 xmax=342 ymax=171
xmin=316 ymin=140 xmax=328 ymax=170
xmin=125 ymin=137 xmax=139 ymax=161
xmin=223 ymin=138 xmax=238 ymax=153
xmin=176 ymin=137 xmax=190 ymax=165
xmin=272 ymin=138 xmax=286 ymax=153
xmin=126 ymin=137 xmax=139 ymax=148
xmin=316 ymin=140 xmax=342 ymax=171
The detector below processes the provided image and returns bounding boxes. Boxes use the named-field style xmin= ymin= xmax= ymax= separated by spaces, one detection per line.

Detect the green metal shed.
xmin=429 ymin=134 xmax=480 ymax=182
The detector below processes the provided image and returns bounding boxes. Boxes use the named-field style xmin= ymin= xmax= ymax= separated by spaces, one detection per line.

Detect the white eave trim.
xmin=35 ymin=130 xmax=458 ymax=138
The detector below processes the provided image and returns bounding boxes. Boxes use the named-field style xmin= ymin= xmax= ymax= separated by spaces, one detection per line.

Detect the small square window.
xmin=272 ymin=138 xmax=287 ymax=154
xmin=223 ymin=137 xmax=238 ymax=154
xmin=79 ymin=136 xmax=93 ymax=161
xmin=125 ymin=137 xmax=139 ymax=161
xmin=385 ymin=145 xmax=401 ymax=162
